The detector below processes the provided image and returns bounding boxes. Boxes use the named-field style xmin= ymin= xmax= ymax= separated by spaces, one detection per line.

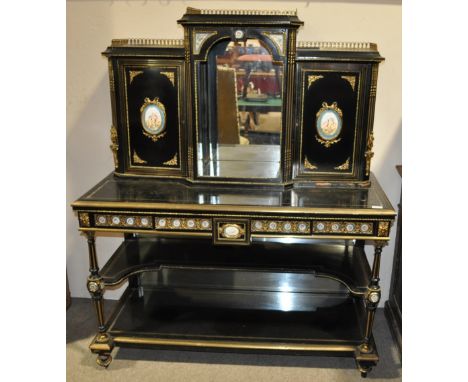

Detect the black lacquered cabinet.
xmin=72 ymin=7 xmax=395 ymax=377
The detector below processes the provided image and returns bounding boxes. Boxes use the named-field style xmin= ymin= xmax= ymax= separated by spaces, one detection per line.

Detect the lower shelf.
xmin=108 ymin=285 xmax=366 ymax=352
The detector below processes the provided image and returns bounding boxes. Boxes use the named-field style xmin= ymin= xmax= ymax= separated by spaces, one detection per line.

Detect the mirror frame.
xmin=196 ymin=35 xmax=285 ymax=181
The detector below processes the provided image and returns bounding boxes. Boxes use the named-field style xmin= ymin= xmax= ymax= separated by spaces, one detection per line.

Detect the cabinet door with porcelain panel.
xmin=293 ymin=44 xmax=383 ymax=187
xmin=118 ymin=59 xmax=185 ymax=177
xmin=103 ymin=40 xmax=186 ymax=179
xmin=294 ymin=62 xmax=369 ymax=184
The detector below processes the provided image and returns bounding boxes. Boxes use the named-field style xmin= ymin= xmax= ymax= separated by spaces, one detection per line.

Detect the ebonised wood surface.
xmin=76 ymin=172 xmax=393 ymax=212
xmin=108 ymin=287 xmax=365 ymax=344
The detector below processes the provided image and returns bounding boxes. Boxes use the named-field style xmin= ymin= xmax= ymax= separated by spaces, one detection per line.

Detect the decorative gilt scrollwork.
xmin=78 ymin=212 xmax=90 ymax=227
xmin=110 ymin=125 xmax=119 ymax=169
xmin=365 ymin=132 xmax=375 ymax=176
xmin=304 ymin=157 xmax=318 ymax=170
xmin=316 ymin=134 xmax=341 ymax=148
xmin=160 ymin=71 xmax=175 ymax=86
xmin=133 ymin=151 xmax=147 ymax=164
xmin=129 ymin=70 xmax=143 ymax=84
xmin=341 ymin=75 xmax=356 ymax=91
xmin=334 ymin=157 xmax=350 ymax=170
xmin=308 ymin=75 xmax=323 ymax=88
xmin=377 ymin=221 xmax=390 ymax=237
xmin=163 ymin=153 xmax=178 ymax=166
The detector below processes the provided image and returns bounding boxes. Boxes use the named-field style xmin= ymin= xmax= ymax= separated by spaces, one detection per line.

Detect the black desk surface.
xmin=73 ymin=172 xmax=394 ymax=216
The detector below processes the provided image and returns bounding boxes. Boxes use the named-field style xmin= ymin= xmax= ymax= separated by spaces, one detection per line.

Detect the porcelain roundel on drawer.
xmin=223 ymin=225 xmax=241 ymax=238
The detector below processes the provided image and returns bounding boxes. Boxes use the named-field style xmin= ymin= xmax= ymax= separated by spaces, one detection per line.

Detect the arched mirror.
xmin=196 ymin=37 xmax=284 ymax=181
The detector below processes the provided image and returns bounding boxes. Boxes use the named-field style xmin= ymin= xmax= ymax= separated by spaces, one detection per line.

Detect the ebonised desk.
xmin=72 ymin=172 xmax=395 ymax=377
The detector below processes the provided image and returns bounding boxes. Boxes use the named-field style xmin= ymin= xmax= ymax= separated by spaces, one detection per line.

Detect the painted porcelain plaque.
xmin=140 ymin=97 xmax=166 ymax=136
xmin=223 ymin=225 xmax=241 ymax=238
xmin=316 ymin=102 xmax=343 ymax=141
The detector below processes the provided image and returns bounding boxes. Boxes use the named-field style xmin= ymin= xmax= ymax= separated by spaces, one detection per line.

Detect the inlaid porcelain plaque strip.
xmin=312 ymin=221 xmax=374 ymax=235
xmin=154 ymin=217 xmax=212 ymax=231
xmin=251 ymin=220 xmax=311 ymax=234
xmin=94 ymin=214 xmax=153 ymax=229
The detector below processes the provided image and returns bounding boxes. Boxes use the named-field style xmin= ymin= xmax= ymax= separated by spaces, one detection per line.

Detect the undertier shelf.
xmin=100 ymin=238 xmax=371 ymax=292
xmin=108 ymin=285 xmax=366 ymax=350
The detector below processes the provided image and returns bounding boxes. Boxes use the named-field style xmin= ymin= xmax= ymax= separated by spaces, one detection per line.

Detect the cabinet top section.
xmin=72 ymin=173 xmax=395 ymax=216
xmin=177 ymin=7 xmax=304 ymax=27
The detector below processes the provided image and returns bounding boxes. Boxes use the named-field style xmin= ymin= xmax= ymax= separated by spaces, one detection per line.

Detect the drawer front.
xmin=77 ymin=212 xmax=391 ymax=240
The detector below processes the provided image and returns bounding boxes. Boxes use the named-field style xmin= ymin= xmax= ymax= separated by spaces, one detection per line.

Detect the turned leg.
xmin=85 ymin=232 xmax=114 ymax=366
xmin=360 ymin=242 xmax=384 ymax=353
xmin=354 ymin=242 xmax=385 ymax=376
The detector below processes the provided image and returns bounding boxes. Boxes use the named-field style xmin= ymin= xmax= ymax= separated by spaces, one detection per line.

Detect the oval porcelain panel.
xmin=316 ymin=108 xmax=342 ymax=141
xmin=141 ymin=102 xmax=166 ymax=136
xmin=223 ymin=225 xmax=240 ymax=238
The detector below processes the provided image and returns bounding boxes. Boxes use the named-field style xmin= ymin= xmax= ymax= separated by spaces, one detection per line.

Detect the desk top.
xmin=72 ymin=172 xmax=395 ymax=217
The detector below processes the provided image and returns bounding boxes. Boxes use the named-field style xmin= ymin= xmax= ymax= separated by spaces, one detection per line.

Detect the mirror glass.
xmin=197 ymin=38 xmax=283 ymax=180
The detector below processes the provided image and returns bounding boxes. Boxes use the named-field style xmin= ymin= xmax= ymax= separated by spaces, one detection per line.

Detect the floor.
xmin=67 ymin=298 xmax=402 ymax=382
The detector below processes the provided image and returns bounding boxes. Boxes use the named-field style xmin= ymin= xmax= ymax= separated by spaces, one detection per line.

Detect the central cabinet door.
xmin=193 ymin=31 xmax=289 ymax=184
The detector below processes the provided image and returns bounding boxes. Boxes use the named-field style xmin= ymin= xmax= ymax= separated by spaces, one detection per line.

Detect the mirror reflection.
xmin=197 ymin=38 xmax=283 ymax=180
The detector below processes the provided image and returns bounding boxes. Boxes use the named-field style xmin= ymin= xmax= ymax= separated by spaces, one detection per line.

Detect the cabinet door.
xmin=118 ymin=60 xmax=185 ymax=177
xmin=293 ymin=62 xmax=371 ymax=183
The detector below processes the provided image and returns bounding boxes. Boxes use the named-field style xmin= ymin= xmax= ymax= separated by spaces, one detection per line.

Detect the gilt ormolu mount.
xmin=72 ymin=8 xmax=395 ymax=377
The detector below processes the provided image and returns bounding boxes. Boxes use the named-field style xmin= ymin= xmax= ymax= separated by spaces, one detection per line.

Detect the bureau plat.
xmin=71 ymin=8 xmax=396 ymax=377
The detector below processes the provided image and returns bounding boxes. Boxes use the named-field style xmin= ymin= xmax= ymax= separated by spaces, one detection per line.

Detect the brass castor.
xmin=96 ymin=353 xmax=112 ymax=368
xmin=356 ymin=360 xmax=373 ymax=378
